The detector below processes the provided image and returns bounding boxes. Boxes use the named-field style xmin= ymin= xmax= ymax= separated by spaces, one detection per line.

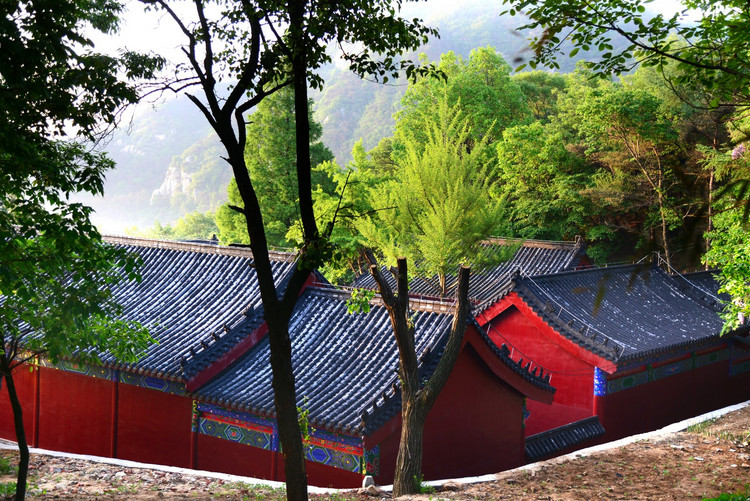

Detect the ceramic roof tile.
xmin=677 ymin=270 xmax=728 ymax=306
xmin=514 ymin=264 xmax=725 ymax=363
xmin=98 ymin=236 xmax=297 ymax=379
xmin=194 ymin=287 xmax=555 ymax=435
xmin=194 ymin=287 xmax=454 ymax=434
xmin=351 ymin=238 xmax=585 ymax=304
xmin=525 ymin=416 xmax=605 ymax=462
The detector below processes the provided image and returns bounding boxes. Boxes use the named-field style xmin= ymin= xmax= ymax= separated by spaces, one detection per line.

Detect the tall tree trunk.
xmin=2 ymin=360 xmax=29 ymax=500
xmin=368 ymin=257 xmax=471 ymax=497
xmin=266 ymin=316 xmax=307 ymax=501
xmin=705 ymin=167 xmax=715 ymax=268
xmin=393 ymin=402 xmax=428 ymax=494
xmin=280 ymin=1 xmax=313 ymax=498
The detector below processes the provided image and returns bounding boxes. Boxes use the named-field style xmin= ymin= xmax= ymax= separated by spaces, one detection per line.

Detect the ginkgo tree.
xmin=359 ymin=98 xmax=505 ymax=296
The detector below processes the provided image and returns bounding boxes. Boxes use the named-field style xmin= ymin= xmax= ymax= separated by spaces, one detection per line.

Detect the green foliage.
xmin=0 ymin=0 xmax=158 ymax=368
xmin=413 ymin=474 xmax=435 ymax=494
xmin=495 ymin=121 xmax=592 ymax=240
xmin=215 ymin=87 xmax=334 ymax=247
xmin=686 ymin=418 xmax=718 ymax=435
xmin=502 ymin=0 xmax=750 ymax=107
xmin=703 ymin=487 xmax=750 ymax=501
xmin=0 ymin=456 xmax=17 ymax=476
xmin=346 ymin=289 xmax=376 ymax=314
xmin=554 ymin=73 xmax=697 ymax=263
xmin=358 ymin=99 xmax=502 ymax=295
xmin=0 ymin=482 xmax=16 ymax=497
xmin=395 ymin=46 xmax=530 ymax=155
xmin=704 ymin=204 xmax=750 ymax=333
xmin=286 ymin=141 xmax=389 ymax=284
xmin=296 ymin=396 xmax=315 ymax=443
xmin=1 ymin=3 xmax=160 ymax=498
xmin=511 ymin=71 xmax=567 ymax=122
xmin=130 ymin=212 xmax=219 ymax=241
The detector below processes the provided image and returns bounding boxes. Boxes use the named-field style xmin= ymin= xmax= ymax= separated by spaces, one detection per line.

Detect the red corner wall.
xmin=488 ymin=305 xmax=595 ymax=435
xmin=372 ymin=343 xmax=527 ymax=485
xmin=195 ymin=432 xmax=363 ymax=488
xmin=596 ymin=357 xmax=733 ymax=439
xmin=37 ymin=367 xmax=114 ymax=457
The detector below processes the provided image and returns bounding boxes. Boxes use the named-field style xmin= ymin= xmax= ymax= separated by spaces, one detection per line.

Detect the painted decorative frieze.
xmin=194 ymin=402 xmax=378 ymax=475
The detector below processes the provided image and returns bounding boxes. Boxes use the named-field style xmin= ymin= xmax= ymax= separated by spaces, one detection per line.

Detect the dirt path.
xmin=1 ymin=406 xmax=749 ymax=500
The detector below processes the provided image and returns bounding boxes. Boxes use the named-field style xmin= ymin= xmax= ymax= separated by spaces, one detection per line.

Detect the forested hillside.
xmin=87 ymin=0 xmax=625 ymax=232
xmin=146 ymin=41 xmax=742 ymax=282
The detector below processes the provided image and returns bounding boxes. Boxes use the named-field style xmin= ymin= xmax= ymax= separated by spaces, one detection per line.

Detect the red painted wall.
xmin=196 ymin=433 xmax=275 ymax=478
xmin=373 ymin=344 xmax=527 ymax=485
xmin=488 ymin=306 xmax=595 ymax=435
xmin=290 ymin=457 xmax=363 ymax=489
xmin=116 ymin=382 xmax=193 ymax=467
xmin=596 ymin=357 xmax=734 ymax=440
xmin=37 ymin=367 xmax=114 ymax=457
xmin=0 ymin=365 xmax=38 ymax=446
xmin=730 ymin=370 xmax=750 ymax=403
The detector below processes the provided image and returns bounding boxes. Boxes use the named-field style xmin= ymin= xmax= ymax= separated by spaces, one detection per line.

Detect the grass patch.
xmin=686 ymin=418 xmax=718 ymax=435
xmin=0 ymin=456 xmax=17 ymax=476
xmin=0 ymin=483 xmax=15 ymax=497
xmin=685 ymin=418 xmax=750 ymax=444
xmin=703 ymin=485 xmax=750 ymax=501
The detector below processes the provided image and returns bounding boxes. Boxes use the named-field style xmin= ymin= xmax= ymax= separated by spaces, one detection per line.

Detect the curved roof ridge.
xmin=513 ymin=277 xmax=625 ymax=362
xmin=103 ymin=235 xmax=297 ymax=262
xmin=668 ymin=269 xmax=724 ymax=312
xmin=470 ymin=318 xmax=556 ymax=392
xmin=482 ymin=236 xmax=581 ymax=250
xmin=520 ymin=261 xmax=650 ymax=282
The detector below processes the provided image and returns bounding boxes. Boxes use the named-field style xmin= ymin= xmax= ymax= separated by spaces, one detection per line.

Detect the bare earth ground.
xmin=2 ymin=406 xmax=750 ymax=500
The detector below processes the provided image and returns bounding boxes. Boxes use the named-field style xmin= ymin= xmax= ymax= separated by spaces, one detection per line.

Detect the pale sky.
xmin=94 ymin=0 xmax=694 ymax=65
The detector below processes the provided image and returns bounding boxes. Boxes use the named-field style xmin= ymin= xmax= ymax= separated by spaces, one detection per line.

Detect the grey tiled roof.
xmin=514 ymin=264 xmax=725 ymax=363
xmin=525 ymin=416 xmax=605 ymax=462
xmin=677 ymin=270 xmax=728 ymax=306
xmin=194 ymin=287 xmax=453 ymax=434
xmin=351 ymin=238 xmax=585 ymax=306
xmin=99 ymin=236 xmax=297 ymax=379
xmin=194 ymin=287 xmax=555 ymax=435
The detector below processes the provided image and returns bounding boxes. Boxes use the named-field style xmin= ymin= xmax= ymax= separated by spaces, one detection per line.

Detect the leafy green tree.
xmin=139 ymin=1 xmax=436 ymax=498
xmin=358 ymin=99 xmax=502 ymax=295
xmin=133 ymin=212 xmax=219 ymax=241
xmin=0 ymin=1 xmax=160 ymax=497
xmin=363 ymin=257 xmax=471 ymax=497
xmin=394 ymin=46 xmax=531 ymax=154
xmin=501 ymin=0 xmax=750 ymax=108
xmin=286 ymin=140 xmax=389 ymax=284
xmin=704 ymin=205 xmax=750 ymax=332
xmin=556 ymin=75 xmax=686 ymax=266
xmin=215 ymin=87 xmax=334 ymax=247
xmin=511 ymin=70 xmax=566 ymax=122
xmin=353 ymin=99 xmax=506 ymax=495
xmin=495 ymin=121 xmax=593 ymax=241
xmin=701 ymin=145 xmax=750 ymax=329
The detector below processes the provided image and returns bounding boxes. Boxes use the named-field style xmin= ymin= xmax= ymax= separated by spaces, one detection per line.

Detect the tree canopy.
xmin=359 ymin=98 xmax=503 ymax=295
xmin=502 ymin=0 xmax=750 ymax=108
xmin=215 ymin=87 xmax=334 ymax=247
xmin=395 ymin=46 xmax=530 ymax=153
xmin=1 ymin=1 xmax=160 ymax=497
xmin=138 ymin=1 xmax=440 ymax=498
